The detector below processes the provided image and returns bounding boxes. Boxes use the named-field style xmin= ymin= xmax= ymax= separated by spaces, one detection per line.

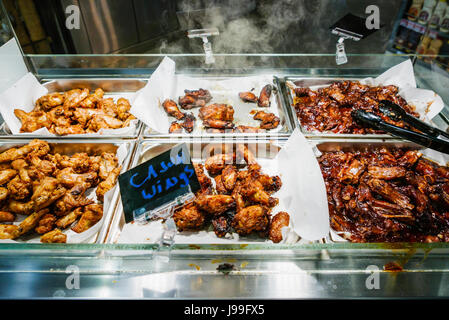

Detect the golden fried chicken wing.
xmin=14 ymin=109 xmax=51 ymax=132
xmin=98 ymin=152 xmax=118 ymax=180
xmin=8 ymin=199 xmax=34 ymax=215
xmin=193 ymin=163 xmax=212 ymax=192
xmin=269 ymin=211 xmax=290 ymax=243
xmin=7 ymin=175 xmax=31 ymax=200
xmin=56 ymin=167 xmax=97 ymax=188
xmin=54 ymin=183 xmax=93 ymax=216
xmin=11 ymin=159 xmax=30 ymax=183
xmin=232 ymin=205 xmax=270 ymax=236
xmin=36 ymin=92 xmax=64 ymax=111
xmin=0 ymin=211 xmax=14 ymax=223
xmin=87 ymin=115 xmax=123 ymax=132
xmin=116 ymin=98 xmax=131 ymax=120
xmin=16 ymin=208 xmax=49 ymax=237
xmin=0 ymin=224 xmax=19 ymax=239
xmin=79 ymin=88 xmax=104 ymax=108
xmin=71 ymin=204 xmax=103 ymax=233
xmin=40 ymin=228 xmax=67 ymax=243
xmin=35 ymin=213 xmax=57 ymax=234
xmin=96 ymin=166 xmax=121 ymax=202
xmin=31 ymin=177 xmax=66 ymax=211
xmin=63 ymin=88 xmax=89 ymax=109
xmin=0 ymin=169 xmax=17 ymax=185
xmin=173 ymin=202 xmax=206 ymax=231
xmin=55 ymin=207 xmax=84 ymax=229
xmin=0 ymin=187 xmax=8 ymax=202
xmin=194 ymin=194 xmax=235 ymax=216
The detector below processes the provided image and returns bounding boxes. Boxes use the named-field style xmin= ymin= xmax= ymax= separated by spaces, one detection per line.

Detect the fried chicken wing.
xmin=194 ymin=194 xmax=235 ymax=216
xmin=162 ymin=99 xmax=185 ymax=120
xmin=31 ymin=177 xmax=66 ymax=211
xmin=269 ymin=211 xmax=290 ymax=243
xmin=96 ymin=166 xmax=121 ymax=202
xmin=212 ymin=211 xmax=235 ymax=237
xmin=56 ymin=207 xmax=84 ymax=229
xmin=257 ymin=84 xmax=272 ymax=108
xmin=16 ymin=209 xmax=49 ymax=237
xmin=0 ymin=187 xmax=8 ymax=202
xmin=54 ymin=183 xmax=93 ymax=216
xmin=205 ymin=154 xmax=235 ymax=175
xmin=232 ymin=205 xmax=270 ymax=236
xmin=54 ymin=124 xmax=85 ymax=136
xmin=8 ymin=199 xmax=34 ymax=215
xmin=63 ymin=88 xmax=89 ymax=109
xmin=71 ymin=204 xmax=103 ymax=233
xmin=222 ymin=165 xmax=237 ymax=192
xmin=7 ymin=175 xmax=31 ymax=200
xmin=253 ymin=111 xmax=280 ymax=129
xmin=35 ymin=213 xmax=57 ymax=234
xmin=239 ymin=91 xmax=258 ymax=103
xmin=173 ymin=202 xmax=206 ymax=231
xmin=11 ymin=159 xmax=30 ymax=183
xmin=14 ymin=109 xmax=51 ymax=132
xmin=0 ymin=224 xmax=19 ymax=239
xmin=0 ymin=169 xmax=17 ymax=185
xmin=40 ymin=228 xmax=67 ymax=243
xmin=193 ymin=163 xmax=212 ymax=192
xmin=0 ymin=211 xmax=14 ymax=223
xmin=36 ymin=93 xmax=64 ymax=111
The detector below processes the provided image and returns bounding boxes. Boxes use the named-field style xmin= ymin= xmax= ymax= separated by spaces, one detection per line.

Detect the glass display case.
xmin=1 ymin=0 xmax=449 ymax=299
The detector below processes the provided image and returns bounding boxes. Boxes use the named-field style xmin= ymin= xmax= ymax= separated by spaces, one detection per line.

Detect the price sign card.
xmin=118 ymin=143 xmax=201 ymax=223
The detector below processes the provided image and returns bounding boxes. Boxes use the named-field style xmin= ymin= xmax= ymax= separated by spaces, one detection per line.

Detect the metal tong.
xmin=352 ymin=100 xmax=449 ymax=154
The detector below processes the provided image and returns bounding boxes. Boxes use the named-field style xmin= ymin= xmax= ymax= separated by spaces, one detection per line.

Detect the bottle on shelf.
xmin=440 ymin=6 xmax=449 ymax=31
xmin=418 ymin=0 xmax=437 ymax=24
xmin=424 ymin=38 xmax=443 ymax=62
xmin=416 ymin=35 xmax=432 ymax=56
xmin=408 ymin=0 xmax=425 ymax=20
xmin=429 ymin=0 xmax=447 ymax=28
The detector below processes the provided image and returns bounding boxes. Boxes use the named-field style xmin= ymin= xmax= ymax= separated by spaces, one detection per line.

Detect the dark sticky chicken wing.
xmin=257 ymin=84 xmax=272 ymax=108
xmin=178 ymin=89 xmax=212 ymax=109
xmin=269 ymin=211 xmax=290 ymax=243
xmin=253 ymin=111 xmax=280 ymax=130
xmin=239 ymin=91 xmax=258 ymax=103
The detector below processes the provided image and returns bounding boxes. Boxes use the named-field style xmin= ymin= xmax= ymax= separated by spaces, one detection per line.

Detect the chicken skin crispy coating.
xmin=36 ymin=93 xmax=64 ymax=111
xmin=0 ymin=187 xmax=8 ymax=202
xmin=194 ymin=194 xmax=236 ymax=216
xmin=269 ymin=212 xmax=290 ymax=243
xmin=0 ymin=139 xmax=49 ymax=163
xmin=222 ymin=165 xmax=237 ymax=192
xmin=173 ymin=202 xmax=206 ymax=231
xmin=181 ymin=113 xmax=196 ymax=133
xmin=40 ymin=228 xmax=67 ymax=243
xmin=0 ymin=224 xmax=19 ymax=239
xmin=96 ymin=166 xmax=121 ymax=202
xmin=212 ymin=211 xmax=235 ymax=237
xmin=0 ymin=169 xmax=17 ymax=185
xmin=232 ymin=205 xmax=270 ymax=236
xmin=35 ymin=213 xmax=57 ymax=234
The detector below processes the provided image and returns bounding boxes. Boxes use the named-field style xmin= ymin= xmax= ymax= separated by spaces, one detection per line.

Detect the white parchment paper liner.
xmin=0 ymin=72 xmax=138 ymax=136
xmin=131 ymin=56 xmax=282 ymax=134
xmin=116 ymin=129 xmax=329 ymax=244
xmin=0 ymin=143 xmax=128 ymax=244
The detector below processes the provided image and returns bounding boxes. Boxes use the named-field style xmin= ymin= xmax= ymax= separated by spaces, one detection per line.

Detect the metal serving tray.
xmin=280 ymin=76 xmax=445 ymax=140
xmin=0 ymin=78 xmax=146 ymax=139
xmin=105 ymin=138 xmax=301 ymax=244
xmin=311 ymin=138 xmax=442 ymax=243
xmin=0 ymin=138 xmax=135 ymax=244
xmin=143 ymin=76 xmax=294 ymax=139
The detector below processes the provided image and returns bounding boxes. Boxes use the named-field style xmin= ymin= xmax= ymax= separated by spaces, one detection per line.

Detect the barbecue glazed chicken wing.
xmin=169 ymin=121 xmax=183 ymax=134
xmin=293 ymin=80 xmax=419 ymax=133
xmin=162 ymin=99 xmax=185 ymax=120
xmin=257 ymin=84 xmax=272 ymax=108
xmin=14 ymin=88 xmax=134 ymax=135
xmin=239 ymin=91 xmax=258 ymax=103
xmin=253 ymin=111 xmax=280 ymax=130
xmin=178 ymin=89 xmax=212 ymax=109
xmin=171 ymin=147 xmax=290 ymax=240
xmin=199 ymin=104 xmax=235 ymax=129
xmin=319 ymin=148 xmax=449 ymax=242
